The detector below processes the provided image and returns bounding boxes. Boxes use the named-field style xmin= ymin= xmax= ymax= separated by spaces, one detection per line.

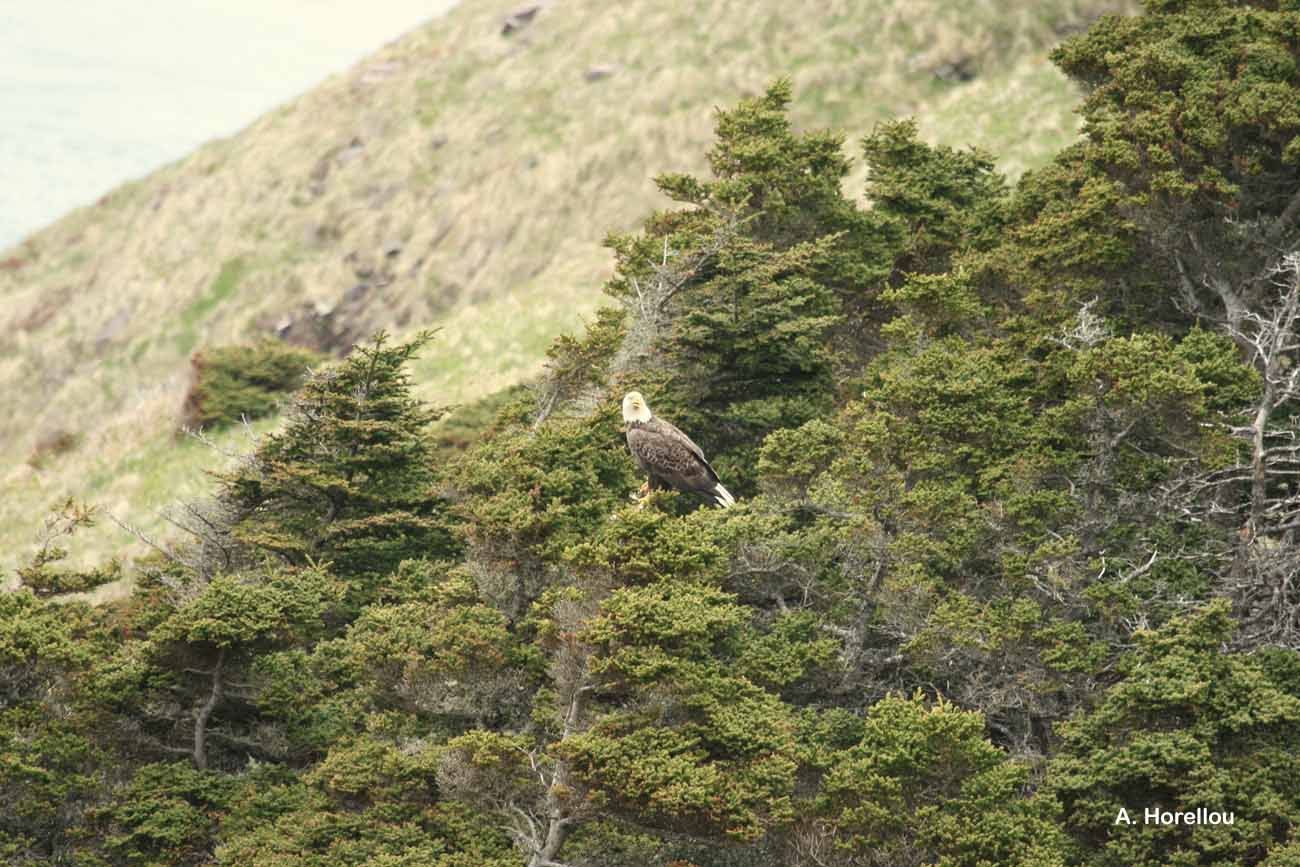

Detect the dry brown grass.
xmin=0 ymin=0 xmax=1135 ymax=585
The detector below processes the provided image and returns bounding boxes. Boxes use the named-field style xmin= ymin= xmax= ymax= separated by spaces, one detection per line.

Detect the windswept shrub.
xmin=1049 ymin=603 xmax=1300 ymax=867
xmin=799 ymin=694 xmax=1068 ymax=866
xmin=180 ymin=339 xmax=324 ymax=431
xmin=26 ymin=428 xmax=80 ymax=468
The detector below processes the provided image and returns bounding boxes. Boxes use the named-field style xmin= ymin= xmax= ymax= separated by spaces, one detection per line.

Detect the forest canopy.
xmin=5 ymin=1 xmax=1300 ymax=865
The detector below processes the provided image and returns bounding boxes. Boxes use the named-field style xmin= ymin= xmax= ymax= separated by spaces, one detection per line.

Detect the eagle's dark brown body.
xmin=622 ymin=392 xmax=734 ymax=508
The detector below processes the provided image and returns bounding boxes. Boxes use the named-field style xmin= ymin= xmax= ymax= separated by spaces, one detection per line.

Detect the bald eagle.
xmin=622 ymin=391 xmax=735 ymax=508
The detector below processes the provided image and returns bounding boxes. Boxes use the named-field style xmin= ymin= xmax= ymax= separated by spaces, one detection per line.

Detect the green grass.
xmin=174 ymin=256 xmax=247 ymax=354
xmin=2 ymin=416 xmax=279 ymax=594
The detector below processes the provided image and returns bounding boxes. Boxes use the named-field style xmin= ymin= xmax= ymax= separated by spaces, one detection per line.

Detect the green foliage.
xmin=0 ymin=588 xmax=110 ymax=863
xmin=850 ymin=336 xmax=1053 ymax=495
xmin=594 ymin=81 xmax=903 ymax=489
xmin=606 ymin=218 xmax=846 ymax=489
xmin=1172 ymin=325 xmax=1262 ymax=413
xmin=214 ymin=750 xmax=514 ymax=867
xmin=808 ymin=694 xmax=1068 ymax=865
xmin=880 ymin=269 xmax=991 ymax=340
xmin=1051 ymin=0 xmax=1300 ymax=325
xmin=541 ymin=307 xmax=629 ymax=406
xmin=0 ymin=587 xmax=99 ymax=704
xmin=75 ymin=565 xmax=347 ymax=774
xmin=1050 ymin=603 xmax=1300 ymax=866
xmin=755 ymin=417 xmax=844 ymax=499
xmin=982 ymin=147 xmax=1143 ymax=323
xmin=0 ymin=706 xmax=103 ymax=863
xmin=565 ymin=505 xmax=730 ymax=587
xmin=582 ymin=582 xmax=749 ymax=682
xmin=245 ymin=645 xmax=364 ymax=757
xmin=16 ymin=500 xmax=121 ymax=598
xmin=151 ymin=565 xmax=344 ymax=651
xmin=665 ymin=78 xmax=891 ymax=293
xmin=449 ymin=404 xmax=638 ymax=617
xmin=1055 ymin=1 xmax=1300 ymax=214
xmin=555 ymin=559 xmax=820 ymax=842
xmin=335 ymin=570 xmax=532 ymax=728
xmin=863 ymin=118 xmax=1008 ymax=276
xmin=181 ymin=339 xmax=324 ymax=431
xmin=218 ymin=331 xmax=457 ymax=601
xmin=99 ymin=761 xmax=237 ymax=866
xmin=429 ymin=383 xmax=531 ymax=458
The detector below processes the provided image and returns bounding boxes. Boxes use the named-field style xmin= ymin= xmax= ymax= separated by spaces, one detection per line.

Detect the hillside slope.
xmin=0 ymin=0 xmax=1131 ymax=581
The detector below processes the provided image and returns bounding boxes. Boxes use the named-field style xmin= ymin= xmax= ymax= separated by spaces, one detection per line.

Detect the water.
xmin=0 ymin=0 xmax=460 ymax=252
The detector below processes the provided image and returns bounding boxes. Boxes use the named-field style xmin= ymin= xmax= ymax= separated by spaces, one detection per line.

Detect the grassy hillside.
xmin=0 ymin=0 xmax=1132 ymax=585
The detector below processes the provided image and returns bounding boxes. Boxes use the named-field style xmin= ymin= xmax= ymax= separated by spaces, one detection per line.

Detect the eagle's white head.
xmin=622 ymin=391 xmax=652 ymax=424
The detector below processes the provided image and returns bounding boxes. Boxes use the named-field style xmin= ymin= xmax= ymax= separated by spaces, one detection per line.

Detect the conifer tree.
xmin=0 ymin=590 xmax=106 ymax=862
xmin=1050 ymin=603 xmax=1300 ymax=867
xmin=1053 ymin=0 xmax=1300 ymax=331
xmin=216 ymin=331 xmax=457 ymax=606
xmin=592 ymin=81 xmax=901 ymax=488
xmin=16 ymin=500 xmax=122 ymax=598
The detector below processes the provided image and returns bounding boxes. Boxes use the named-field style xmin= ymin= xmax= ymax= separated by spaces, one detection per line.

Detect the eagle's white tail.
xmin=713 ymin=483 xmax=735 ymax=508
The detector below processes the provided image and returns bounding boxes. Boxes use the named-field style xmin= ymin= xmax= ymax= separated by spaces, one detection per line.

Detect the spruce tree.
xmin=217 ymin=331 xmax=458 ymax=605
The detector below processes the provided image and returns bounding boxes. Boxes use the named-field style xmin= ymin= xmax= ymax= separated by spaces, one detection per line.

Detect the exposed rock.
xmin=336 ymin=137 xmax=366 ymax=166
xmin=366 ymin=183 xmax=402 ymax=209
xmin=382 ymin=239 xmax=403 ymax=258
xmin=304 ymin=221 xmax=342 ymax=247
xmin=933 ymin=55 xmax=977 ymax=83
xmin=584 ymin=64 xmax=619 ymax=82
xmin=430 ymin=133 xmax=449 ymax=150
xmin=149 ymin=184 xmax=171 ymax=212
xmin=4 ymin=462 xmax=36 ymax=488
xmin=309 ymin=156 xmax=332 ymax=182
xmin=428 ymin=278 xmax=463 ymax=316
xmin=262 ymin=280 xmax=382 ymax=356
xmin=359 ymin=61 xmax=402 ymax=84
xmin=95 ymin=305 xmax=134 ymax=351
xmin=502 ymin=4 xmax=541 ymax=35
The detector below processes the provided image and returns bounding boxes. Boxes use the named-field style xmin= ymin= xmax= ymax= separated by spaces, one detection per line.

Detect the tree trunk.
xmin=1250 ymin=386 xmax=1273 ymax=539
xmin=193 ymin=647 xmax=225 ymax=770
xmin=524 ymin=677 xmax=590 ymax=867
